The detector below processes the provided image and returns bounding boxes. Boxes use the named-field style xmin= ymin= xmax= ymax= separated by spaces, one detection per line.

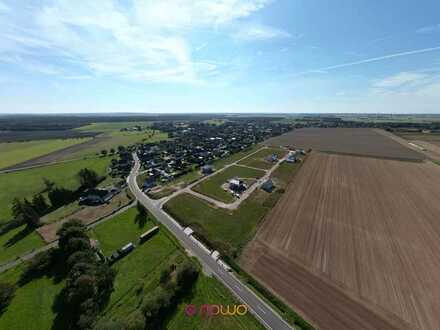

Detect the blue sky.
xmin=1 ymin=0 xmax=440 ymax=114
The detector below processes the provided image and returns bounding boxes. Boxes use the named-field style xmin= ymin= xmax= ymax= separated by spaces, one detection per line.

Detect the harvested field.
xmin=243 ymin=152 xmax=440 ymax=330
xmin=265 ymin=128 xmax=424 ymax=160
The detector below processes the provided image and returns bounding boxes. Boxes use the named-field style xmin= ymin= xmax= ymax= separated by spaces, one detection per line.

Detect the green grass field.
xmin=211 ymin=145 xmax=261 ymax=170
xmin=192 ymin=165 xmax=265 ymax=203
xmin=238 ymin=147 xmax=287 ymax=170
xmin=89 ymin=207 xmax=157 ymax=254
xmin=0 ymin=225 xmax=44 ymax=265
xmin=0 ymin=265 xmax=64 ymax=330
xmin=0 ymin=157 xmax=111 ymax=224
xmin=167 ymin=275 xmax=264 ymax=330
xmin=0 ymin=206 xmax=264 ymax=329
xmin=164 ymin=193 xmax=267 ymax=256
xmin=0 ymin=138 xmax=91 ymax=169
xmin=166 ymin=161 xmax=303 ymax=256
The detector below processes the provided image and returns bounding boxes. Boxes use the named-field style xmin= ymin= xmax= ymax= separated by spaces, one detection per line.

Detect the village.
xmin=135 ymin=120 xmax=293 ymax=189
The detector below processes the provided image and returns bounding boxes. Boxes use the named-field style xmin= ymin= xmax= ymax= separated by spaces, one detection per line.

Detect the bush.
xmin=0 ymin=282 xmax=16 ymax=311
xmin=126 ymin=310 xmax=146 ymax=330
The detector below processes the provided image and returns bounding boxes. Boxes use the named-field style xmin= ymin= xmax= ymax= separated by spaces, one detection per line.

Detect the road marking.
xmin=234 ymin=284 xmax=243 ymax=292
xmin=258 ymin=306 xmax=267 ymax=314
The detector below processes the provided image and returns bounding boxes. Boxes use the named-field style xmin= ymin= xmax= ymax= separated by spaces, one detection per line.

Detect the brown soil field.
xmin=264 ymin=128 xmax=424 ymax=161
xmin=242 ymin=152 xmax=440 ymax=330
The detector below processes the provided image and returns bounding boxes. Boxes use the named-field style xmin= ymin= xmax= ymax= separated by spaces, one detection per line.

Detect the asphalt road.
xmin=128 ymin=154 xmax=292 ymax=330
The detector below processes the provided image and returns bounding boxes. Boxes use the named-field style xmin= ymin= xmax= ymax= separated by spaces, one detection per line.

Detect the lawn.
xmin=192 ymin=165 xmax=265 ymax=203
xmin=0 ymin=137 xmax=91 ymax=169
xmin=0 ymin=265 xmax=64 ymax=330
xmin=0 ymin=157 xmax=111 ymax=224
xmin=238 ymin=147 xmax=287 ymax=170
xmin=165 ymin=161 xmax=303 ymax=256
xmin=88 ymin=207 xmax=157 ymax=254
xmin=0 ymin=225 xmax=45 ymax=265
xmin=166 ymin=275 xmax=264 ymax=330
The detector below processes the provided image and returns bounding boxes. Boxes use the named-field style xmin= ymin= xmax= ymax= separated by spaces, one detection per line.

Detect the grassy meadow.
xmin=0 ymin=138 xmax=91 ymax=169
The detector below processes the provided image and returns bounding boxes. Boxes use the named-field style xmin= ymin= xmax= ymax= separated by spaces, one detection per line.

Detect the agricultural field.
xmin=192 ymin=165 xmax=265 ymax=203
xmin=265 ymin=128 xmax=424 ymax=161
xmin=243 ymin=151 xmax=440 ymax=330
xmin=0 ymin=137 xmax=91 ymax=170
xmin=165 ymin=161 xmax=302 ymax=256
xmin=238 ymin=147 xmax=287 ymax=170
xmin=395 ymin=132 xmax=440 ymax=160
xmin=0 ymin=157 xmax=111 ymax=224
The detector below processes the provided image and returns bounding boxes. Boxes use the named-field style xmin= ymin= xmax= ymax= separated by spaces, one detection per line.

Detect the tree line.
xmin=8 ymin=168 xmax=103 ymax=229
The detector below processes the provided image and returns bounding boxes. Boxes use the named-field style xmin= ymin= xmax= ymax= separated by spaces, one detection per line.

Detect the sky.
xmin=1 ymin=0 xmax=440 ymax=114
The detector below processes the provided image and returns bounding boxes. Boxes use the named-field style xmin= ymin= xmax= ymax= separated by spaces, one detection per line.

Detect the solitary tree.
xmin=100 ymin=149 xmax=108 ymax=156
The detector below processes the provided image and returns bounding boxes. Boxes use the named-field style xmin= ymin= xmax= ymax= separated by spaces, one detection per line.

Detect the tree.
xmin=77 ymin=168 xmax=101 ymax=189
xmin=136 ymin=201 xmax=147 ymax=218
xmin=117 ymin=145 xmax=125 ymax=153
xmin=176 ymin=261 xmax=199 ymax=289
xmin=32 ymin=194 xmax=49 ymax=216
xmin=0 ymin=282 xmax=15 ymax=311
xmin=109 ymin=148 xmax=115 ymax=154
xmin=57 ymin=220 xmax=88 ymax=256
xmin=100 ymin=149 xmax=108 ymax=156
xmin=48 ymin=187 xmax=75 ymax=208
xmin=11 ymin=198 xmax=23 ymax=220
xmin=21 ymin=199 xmax=40 ymax=228
xmin=42 ymin=177 xmax=55 ymax=192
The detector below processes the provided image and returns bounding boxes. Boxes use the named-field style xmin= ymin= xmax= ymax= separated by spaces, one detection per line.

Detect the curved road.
xmin=128 ymin=154 xmax=292 ymax=330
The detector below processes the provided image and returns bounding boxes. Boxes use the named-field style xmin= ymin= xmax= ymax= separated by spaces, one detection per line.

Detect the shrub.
xmin=0 ymin=282 xmax=16 ymax=311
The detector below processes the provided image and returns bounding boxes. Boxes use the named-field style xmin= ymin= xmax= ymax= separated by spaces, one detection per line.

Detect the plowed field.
xmin=243 ymin=152 xmax=440 ymax=330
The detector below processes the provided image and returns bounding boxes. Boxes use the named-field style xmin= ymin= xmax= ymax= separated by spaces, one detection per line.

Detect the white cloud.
xmin=373 ymin=72 xmax=428 ymax=89
xmin=0 ymin=1 xmax=9 ymax=12
xmin=0 ymin=0 xmax=275 ymax=83
xmin=417 ymin=24 xmax=440 ymax=34
xmin=234 ymin=23 xmax=291 ymax=40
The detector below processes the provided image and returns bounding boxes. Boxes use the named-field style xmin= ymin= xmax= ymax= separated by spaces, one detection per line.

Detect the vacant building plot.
xmin=192 ymin=165 xmax=265 ymax=203
xmin=238 ymin=147 xmax=287 ymax=170
xmin=265 ymin=128 xmax=424 ymax=161
xmin=243 ymin=152 xmax=440 ymax=330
